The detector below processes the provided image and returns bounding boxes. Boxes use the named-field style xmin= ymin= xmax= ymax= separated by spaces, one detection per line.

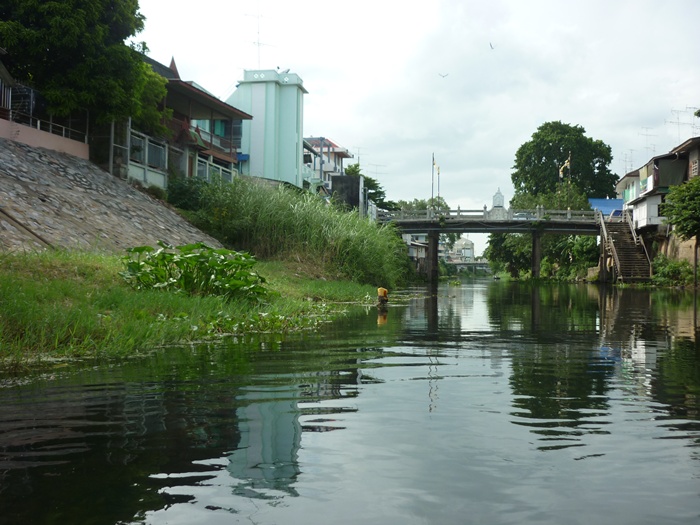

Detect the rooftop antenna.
xmin=639 ymin=127 xmax=656 ymax=159
xmin=666 ymin=109 xmax=694 ymax=144
xmin=367 ymin=163 xmax=387 ymax=178
xmin=688 ymin=106 xmax=700 ymax=136
xmin=245 ymin=1 xmax=273 ymax=68
xmin=627 ymin=149 xmax=635 ymax=173
xmin=353 ymin=146 xmax=366 ymax=167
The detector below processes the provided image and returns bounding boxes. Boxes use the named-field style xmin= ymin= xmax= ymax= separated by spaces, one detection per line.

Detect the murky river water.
xmin=1 ymin=280 xmax=700 ymax=525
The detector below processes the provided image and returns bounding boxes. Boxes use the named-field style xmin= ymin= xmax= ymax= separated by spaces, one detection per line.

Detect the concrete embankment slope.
xmin=0 ymin=137 xmax=222 ymax=253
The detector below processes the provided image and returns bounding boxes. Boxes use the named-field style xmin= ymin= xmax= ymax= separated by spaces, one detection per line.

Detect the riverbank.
xmin=0 ymin=250 xmax=377 ymax=371
xmin=0 ymin=137 xmax=222 ymax=252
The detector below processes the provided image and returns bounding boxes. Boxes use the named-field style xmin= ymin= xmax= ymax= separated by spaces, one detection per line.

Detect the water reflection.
xmin=1 ymin=283 xmax=700 ymax=524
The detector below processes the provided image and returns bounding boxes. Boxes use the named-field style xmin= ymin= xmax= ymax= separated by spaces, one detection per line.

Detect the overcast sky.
xmin=135 ymin=0 xmax=700 ymax=255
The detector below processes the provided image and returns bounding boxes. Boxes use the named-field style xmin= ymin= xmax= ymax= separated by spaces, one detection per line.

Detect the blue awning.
xmin=588 ymin=198 xmax=623 ymax=215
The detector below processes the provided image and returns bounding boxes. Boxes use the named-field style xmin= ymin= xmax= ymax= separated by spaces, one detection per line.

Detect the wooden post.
xmin=600 ymin=236 xmax=608 ymax=283
xmin=427 ymin=230 xmax=439 ymax=284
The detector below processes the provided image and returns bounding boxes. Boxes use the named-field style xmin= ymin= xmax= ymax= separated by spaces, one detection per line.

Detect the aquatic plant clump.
xmin=121 ymin=241 xmax=269 ymax=302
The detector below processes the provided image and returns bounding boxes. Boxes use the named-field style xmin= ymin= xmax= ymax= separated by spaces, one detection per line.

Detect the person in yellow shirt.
xmin=377 ymin=287 xmax=388 ymax=307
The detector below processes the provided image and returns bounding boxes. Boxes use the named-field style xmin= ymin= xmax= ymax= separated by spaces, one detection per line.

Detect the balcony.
xmin=165 ymin=117 xmax=240 ymax=163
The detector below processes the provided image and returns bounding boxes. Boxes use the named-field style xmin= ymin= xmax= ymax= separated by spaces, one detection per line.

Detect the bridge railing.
xmin=377 ymin=208 xmax=597 ymax=222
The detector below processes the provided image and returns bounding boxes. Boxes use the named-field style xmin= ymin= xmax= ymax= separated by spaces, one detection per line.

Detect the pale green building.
xmin=226 ymin=69 xmax=308 ymax=187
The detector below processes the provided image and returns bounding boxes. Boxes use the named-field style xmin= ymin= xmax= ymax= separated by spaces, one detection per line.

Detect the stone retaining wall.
xmin=0 ymin=137 xmax=222 ymax=253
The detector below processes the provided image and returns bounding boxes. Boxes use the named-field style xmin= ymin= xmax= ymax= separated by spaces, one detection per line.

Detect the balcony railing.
xmin=2 ymin=84 xmax=87 ymax=143
xmin=130 ymin=132 xmax=167 ymax=171
xmin=196 ymin=158 xmax=237 ymax=183
xmin=165 ymin=117 xmax=240 ymax=159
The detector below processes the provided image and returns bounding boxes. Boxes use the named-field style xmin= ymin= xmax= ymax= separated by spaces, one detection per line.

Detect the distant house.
xmin=619 ymin=136 xmax=700 ymax=230
xmin=303 ymin=137 xmax=354 ymax=190
xmin=104 ymin=57 xmax=253 ymax=189
xmin=226 ymin=69 xmax=307 ymax=188
xmin=403 ymin=233 xmax=428 ymax=273
xmin=450 ymin=237 xmax=475 ymax=262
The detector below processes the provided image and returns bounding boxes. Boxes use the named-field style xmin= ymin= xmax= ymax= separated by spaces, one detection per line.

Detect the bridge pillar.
xmin=531 ymin=231 xmax=542 ymax=278
xmin=427 ymin=230 xmax=440 ymax=283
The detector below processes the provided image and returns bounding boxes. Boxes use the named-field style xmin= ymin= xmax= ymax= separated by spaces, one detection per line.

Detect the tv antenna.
xmin=639 ymin=127 xmax=656 ymax=159
xmin=367 ymin=163 xmax=387 ymax=178
xmin=245 ymin=2 xmax=274 ymax=68
xmin=666 ymin=108 xmax=695 ymax=144
xmin=352 ymin=146 xmax=366 ymax=167
xmin=625 ymin=149 xmax=635 ymax=174
xmin=687 ymin=106 xmax=700 ymax=136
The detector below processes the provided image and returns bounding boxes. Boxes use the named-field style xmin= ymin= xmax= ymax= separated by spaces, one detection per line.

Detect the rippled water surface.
xmin=1 ymin=281 xmax=700 ymax=524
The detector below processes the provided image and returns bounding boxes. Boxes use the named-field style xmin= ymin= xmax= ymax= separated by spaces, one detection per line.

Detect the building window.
xmin=691 ymin=159 xmax=698 ymax=179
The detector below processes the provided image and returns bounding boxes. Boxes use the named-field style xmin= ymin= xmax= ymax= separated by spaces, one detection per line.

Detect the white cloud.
xmin=136 ymin=0 xmax=700 ymax=255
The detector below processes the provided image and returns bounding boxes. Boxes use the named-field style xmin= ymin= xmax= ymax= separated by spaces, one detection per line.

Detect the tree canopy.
xmin=510 ymin=183 xmax=591 ymax=211
xmin=0 ymin=0 xmax=162 ymax=124
xmin=396 ymin=196 xmax=450 ymax=212
xmin=661 ymin=175 xmax=700 ymax=240
xmin=511 ymin=121 xmax=618 ymax=199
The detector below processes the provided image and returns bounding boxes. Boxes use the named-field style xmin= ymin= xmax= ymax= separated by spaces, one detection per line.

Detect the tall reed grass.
xmin=191 ymin=177 xmax=412 ymax=289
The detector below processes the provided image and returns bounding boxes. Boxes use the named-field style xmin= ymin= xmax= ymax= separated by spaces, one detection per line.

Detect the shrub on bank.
xmin=652 ymin=254 xmax=695 ymax=287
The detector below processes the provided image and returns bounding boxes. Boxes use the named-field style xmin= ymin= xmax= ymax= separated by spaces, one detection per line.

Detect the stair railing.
xmin=623 ymin=209 xmax=652 ymax=273
xmin=598 ymin=210 xmax=622 ymax=280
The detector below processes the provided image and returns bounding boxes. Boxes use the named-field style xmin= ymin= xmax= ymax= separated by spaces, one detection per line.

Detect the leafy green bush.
xmin=121 ymin=241 xmax=269 ymax=302
xmin=652 ymin=254 xmax=695 ymax=287
xmin=166 ymin=175 xmax=209 ymax=211
xmin=144 ymin=184 xmax=166 ymax=201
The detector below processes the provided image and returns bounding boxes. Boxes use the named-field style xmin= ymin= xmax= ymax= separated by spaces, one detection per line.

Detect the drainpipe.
xmin=319 ymin=137 xmax=324 ymax=181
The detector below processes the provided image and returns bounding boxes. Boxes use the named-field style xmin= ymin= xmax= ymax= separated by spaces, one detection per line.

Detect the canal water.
xmin=1 ymin=281 xmax=700 ymax=525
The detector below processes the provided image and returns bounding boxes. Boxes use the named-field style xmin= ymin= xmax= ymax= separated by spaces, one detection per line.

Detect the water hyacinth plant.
xmin=121 ymin=241 xmax=269 ymax=302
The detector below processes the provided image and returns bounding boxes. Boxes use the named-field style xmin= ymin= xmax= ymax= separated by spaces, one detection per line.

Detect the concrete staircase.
xmin=605 ymin=220 xmax=651 ymax=282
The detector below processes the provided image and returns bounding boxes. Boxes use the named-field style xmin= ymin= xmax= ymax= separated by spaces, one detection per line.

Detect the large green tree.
xmin=488 ymin=121 xmax=615 ymax=278
xmin=0 ymin=0 xmax=160 ymax=124
xmin=511 ymin=121 xmax=618 ymax=198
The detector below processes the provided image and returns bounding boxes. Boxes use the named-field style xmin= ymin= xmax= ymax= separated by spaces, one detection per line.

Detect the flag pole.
xmin=431 ymin=153 xmax=435 ymax=211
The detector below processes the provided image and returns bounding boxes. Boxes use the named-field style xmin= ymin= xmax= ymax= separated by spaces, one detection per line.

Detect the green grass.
xmin=0 ymin=250 xmax=377 ymax=369
xmin=0 ymin=176 xmax=413 ymax=370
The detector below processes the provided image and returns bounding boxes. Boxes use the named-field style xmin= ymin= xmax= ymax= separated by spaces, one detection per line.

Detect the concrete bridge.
xmin=377 ymin=206 xmax=622 ymax=282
